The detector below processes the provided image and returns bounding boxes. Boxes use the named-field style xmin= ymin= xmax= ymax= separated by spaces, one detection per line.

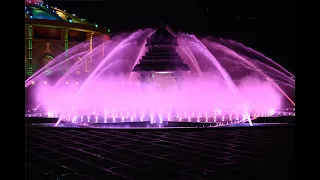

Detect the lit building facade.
xmin=25 ymin=0 xmax=110 ymax=77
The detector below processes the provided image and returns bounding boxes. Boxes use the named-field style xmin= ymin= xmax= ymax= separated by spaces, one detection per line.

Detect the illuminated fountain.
xmin=25 ymin=26 xmax=295 ymax=128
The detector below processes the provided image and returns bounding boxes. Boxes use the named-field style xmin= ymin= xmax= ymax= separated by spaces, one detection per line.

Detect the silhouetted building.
xmin=133 ymin=27 xmax=189 ymax=72
xmin=132 ymin=26 xmax=190 ymax=84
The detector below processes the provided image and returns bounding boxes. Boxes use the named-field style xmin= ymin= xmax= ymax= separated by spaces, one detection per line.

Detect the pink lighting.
xmin=25 ymin=28 xmax=295 ymax=128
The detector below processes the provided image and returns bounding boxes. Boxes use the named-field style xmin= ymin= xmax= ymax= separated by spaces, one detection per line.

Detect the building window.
xmin=42 ymin=54 xmax=54 ymax=75
xmin=42 ymin=54 xmax=54 ymax=65
xmin=34 ymin=26 xmax=61 ymax=40
xmin=68 ymin=30 xmax=86 ymax=42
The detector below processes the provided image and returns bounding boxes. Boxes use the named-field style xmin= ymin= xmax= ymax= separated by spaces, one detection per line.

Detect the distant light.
xmin=81 ymin=19 xmax=84 ymax=21
xmin=107 ymin=29 xmax=111 ymax=33
xmin=72 ymin=14 xmax=76 ymax=16
xmin=270 ymin=109 xmax=275 ymax=115
xmin=155 ymin=71 xmax=173 ymax=74
xmin=52 ymin=10 xmax=55 ymax=12
xmin=95 ymin=24 xmax=98 ymax=28
xmin=75 ymin=82 xmax=78 ymax=84
xmin=66 ymin=82 xmax=69 ymax=84
xmin=44 ymin=81 xmax=47 ymax=84
xmin=64 ymin=10 xmax=66 ymax=12
xmin=291 ymin=77 xmax=294 ymax=79
xmin=30 ymin=16 xmax=33 ymax=18
xmin=25 ymin=7 xmax=27 ymax=9
xmin=26 ymin=11 xmax=29 ymax=13
xmin=31 ymin=81 xmax=35 ymax=84
xmin=68 ymin=20 xmax=72 ymax=23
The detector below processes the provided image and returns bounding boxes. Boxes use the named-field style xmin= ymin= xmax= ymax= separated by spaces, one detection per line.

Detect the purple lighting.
xmin=25 ymin=27 xmax=295 ymax=128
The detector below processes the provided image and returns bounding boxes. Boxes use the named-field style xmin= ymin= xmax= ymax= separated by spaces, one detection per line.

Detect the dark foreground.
xmin=26 ymin=125 xmax=294 ymax=180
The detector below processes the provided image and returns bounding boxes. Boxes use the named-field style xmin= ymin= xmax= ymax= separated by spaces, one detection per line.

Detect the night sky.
xmin=45 ymin=0 xmax=295 ymax=74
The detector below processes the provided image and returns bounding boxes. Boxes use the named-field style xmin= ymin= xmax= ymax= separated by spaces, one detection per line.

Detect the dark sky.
xmin=44 ymin=0 xmax=295 ymax=74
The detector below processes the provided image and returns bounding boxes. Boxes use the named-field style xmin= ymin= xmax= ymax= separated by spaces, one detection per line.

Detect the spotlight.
xmin=44 ymin=81 xmax=47 ymax=84
xmin=31 ymin=81 xmax=35 ymax=84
